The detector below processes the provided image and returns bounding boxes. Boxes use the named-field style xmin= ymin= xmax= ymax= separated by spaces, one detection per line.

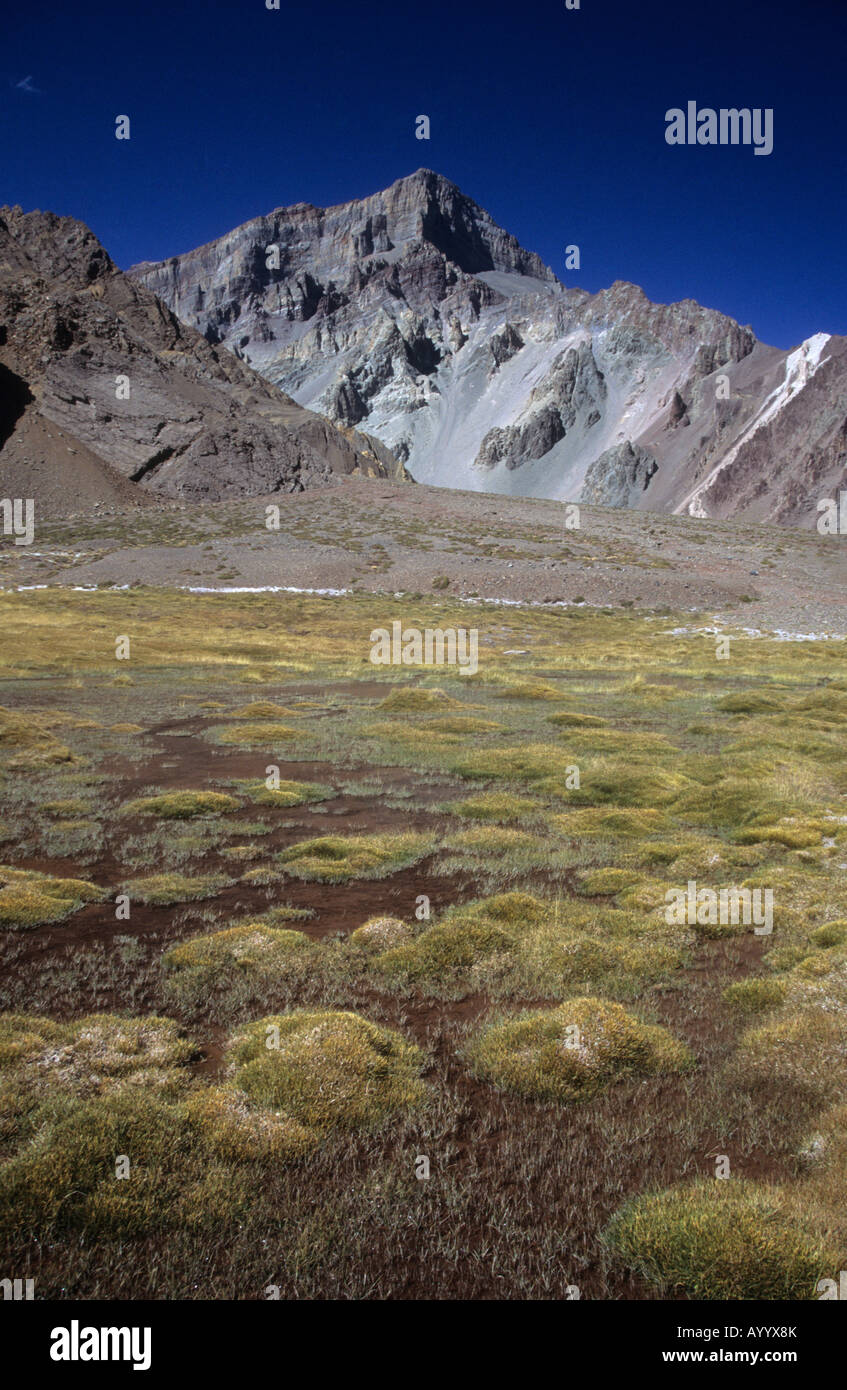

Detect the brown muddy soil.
xmin=0 ymin=715 xmax=479 ymax=983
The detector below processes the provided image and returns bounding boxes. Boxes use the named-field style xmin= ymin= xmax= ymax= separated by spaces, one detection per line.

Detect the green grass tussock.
xmin=349 ymin=916 xmax=413 ymax=952
xmin=120 ymin=790 xmax=241 ymax=819
xmin=0 ymin=867 xmax=103 ymax=929
xmin=121 ymin=873 xmax=230 ymax=906
xmin=278 ymin=833 xmax=435 ymax=884
xmin=378 ymin=687 xmax=463 ymax=712
xmin=603 ymin=1180 xmax=830 ymax=1299
xmin=225 ymin=1011 xmax=427 ymax=1133
xmin=466 ymin=997 xmax=692 ymax=1103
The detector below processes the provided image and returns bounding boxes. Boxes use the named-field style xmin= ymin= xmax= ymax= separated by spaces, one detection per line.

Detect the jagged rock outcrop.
xmin=0 ymin=205 xmax=406 ymax=512
xmin=130 ymin=169 xmax=847 ymax=526
xmin=582 ymin=441 xmax=660 ymax=507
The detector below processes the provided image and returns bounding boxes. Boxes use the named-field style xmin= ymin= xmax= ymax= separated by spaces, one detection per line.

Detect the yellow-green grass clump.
xmin=122 ymin=873 xmax=230 ymax=906
xmin=373 ymin=916 xmax=513 ymax=993
xmin=378 ymin=687 xmax=463 ymax=712
xmin=651 ymin=837 xmax=766 ymax=877
xmin=371 ymin=892 xmax=548 ymax=994
xmin=576 ymin=866 xmax=644 ymax=896
xmin=730 ymin=1010 xmax=847 ymax=1107
xmin=42 ymin=797 xmax=91 ymax=818
xmin=0 ymin=867 xmax=103 ymax=929
xmin=715 ymin=690 xmax=786 ymax=715
xmin=722 ymin=977 xmax=789 ymax=1014
xmin=673 ymin=775 xmax=800 ymax=832
xmin=735 ymin=816 xmax=846 ymax=850
xmin=234 ymin=776 xmax=333 ymax=807
xmin=212 ymin=722 xmax=302 ymax=747
xmin=226 ymin=1011 xmax=427 ymax=1133
xmin=466 ymin=998 xmax=691 ymax=1103
xmin=239 ymin=864 xmax=286 ymax=885
xmin=372 ymin=892 xmax=682 ymax=1000
xmin=658 ymin=876 xmax=788 ymax=941
xmin=278 ymin=832 xmax=434 ymax=884
xmin=492 ymin=680 xmax=564 ymax=701
xmin=791 ymin=686 xmax=847 ymax=724
xmin=546 ymin=710 xmax=608 ymax=728
xmin=0 ymin=1013 xmax=319 ymax=1241
xmin=0 ymin=1012 xmax=194 ymax=1109
xmin=163 ymin=923 xmax=316 ymax=1008
xmin=558 ymin=729 xmax=680 ymax=758
xmin=365 ymin=719 xmax=467 ymax=749
xmin=0 ymin=1090 xmax=244 ymax=1238
xmin=164 ymin=922 xmax=314 ymax=977
xmin=764 ymin=943 xmax=809 ymax=973
xmin=555 ymin=807 xmax=672 ymax=839
xmin=447 ymin=825 xmax=552 ymax=865
xmin=543 ymin=933 xmax=683 ymax=994
xmin=809 ymin=921 xmax=847 ymax=949
xmin=789 ymin=948 xmax=847 ymax=984
xmin=120 ymin=790 xmax=241 ymax=820
xmin=0 ymin=1015 xmax=315 ymax=1239
xmin=350 ymin=916 xmax=412 ymax=952
xmin=453 ymin=742 xmax=581 ymax=785
xmin=616 ymin=677 xmax=682 ymax=704
xmin=469 ymin=890 xmax=552 ymax=927
xmin=627 ymin=837 xmax=704 ymax=867
xmin=226 ymin=701 xmax=298 ymax=719
xmin=564 ymin=758 xmax=690 ymax=808
xmin=0 ymin=705 xmax=74 ymax=769
xmin=221 ymin=843 xmax=262 ymax=861
xmin=448 ymin=791 xmax=544 ymax=823
xmin=602 ymin=1179 xmax=830 ymax=1300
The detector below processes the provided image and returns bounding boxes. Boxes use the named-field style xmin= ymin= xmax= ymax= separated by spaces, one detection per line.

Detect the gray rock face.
xmin=582 ymin=441 xmax=660 ymax=507
xmin=0 ymin=205 xmax=406 ymax=511
xmin=131 ymin=169 xmax=847 ymax=526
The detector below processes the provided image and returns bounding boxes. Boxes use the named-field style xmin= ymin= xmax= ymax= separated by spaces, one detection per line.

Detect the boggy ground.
xmin=1 ymin=583 xmax=847 ymax=1299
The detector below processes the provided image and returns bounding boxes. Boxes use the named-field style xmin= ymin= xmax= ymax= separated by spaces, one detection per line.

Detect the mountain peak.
xmin=389 ymin=168 xmax=462 ymax=196
xmin=128 ymin=171 xmax=847 ymax=529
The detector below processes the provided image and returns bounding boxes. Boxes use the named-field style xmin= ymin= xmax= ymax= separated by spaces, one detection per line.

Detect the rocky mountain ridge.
xmin=0 ymin=204 xmax=406 ymax=514
xmin=132 ymin=169 xmax=847 ymax=528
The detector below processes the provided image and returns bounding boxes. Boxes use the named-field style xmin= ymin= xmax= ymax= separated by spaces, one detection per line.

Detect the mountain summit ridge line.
xmin=130 ymin=169 xmax=847 ymax=528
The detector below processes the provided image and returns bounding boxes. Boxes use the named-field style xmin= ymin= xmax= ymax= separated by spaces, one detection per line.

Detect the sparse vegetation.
xmin=1 ymin=582 xmax=846 ymax=1300
xmin=120 ymin=790 xmax=241 ymax=819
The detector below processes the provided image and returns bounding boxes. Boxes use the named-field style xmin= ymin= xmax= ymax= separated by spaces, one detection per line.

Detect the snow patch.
xmin=677 ymin=333 xmax=832 ymax=519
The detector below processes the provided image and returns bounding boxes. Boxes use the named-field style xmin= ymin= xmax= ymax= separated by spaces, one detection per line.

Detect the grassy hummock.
xmin=350 ymin=916 xmax=412 ymax=952
xmin=121 ymin=872 xmax=230 ymax=906
xmin=0 ymin=866 xmax=103 ymax=929
xmin=120 ymin=790 xmax=241 ymax=819
xmin=278 ymin=832 xmax=435 ymax=883
xmin=225 ymin=1010 xmax=427 ymax=1133
xmin=466 ymin=997 xmax=692 ymax=1103
xmin=602 ymin=1179 xmax=830 ymax=1300
xmin=0 ymin=1012 xmax=315 ymax=1240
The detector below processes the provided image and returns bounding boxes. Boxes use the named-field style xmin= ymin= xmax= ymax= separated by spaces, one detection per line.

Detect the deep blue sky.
xmin=3 ymin=0 xmax=844 ymax=348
